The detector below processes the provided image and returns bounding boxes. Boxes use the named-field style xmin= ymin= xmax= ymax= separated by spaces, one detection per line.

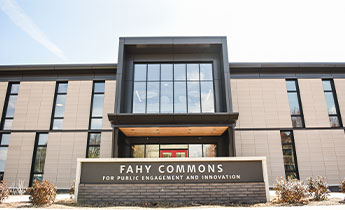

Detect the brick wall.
xmin=77 ymin=182 xmax=267 ymax=204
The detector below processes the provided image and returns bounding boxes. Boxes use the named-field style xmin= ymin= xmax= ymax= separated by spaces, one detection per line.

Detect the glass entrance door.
xmin=160 ymin=150 xmax=188 ymax=158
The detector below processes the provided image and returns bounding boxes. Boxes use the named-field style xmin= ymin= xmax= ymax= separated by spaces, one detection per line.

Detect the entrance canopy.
xmin=108 ymin=112 xmax=239 ymax=128
xmin=119 ymin=126 xmax=228 ymax=137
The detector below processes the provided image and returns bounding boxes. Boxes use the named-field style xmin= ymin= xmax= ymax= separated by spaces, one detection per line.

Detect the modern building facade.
xmin=0 ymin=37 xmax=345 ymax=190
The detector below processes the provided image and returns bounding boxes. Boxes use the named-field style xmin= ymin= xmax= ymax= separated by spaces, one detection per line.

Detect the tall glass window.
xmin=132 ymin=63 xmax=215 ymax=113
xmin=1 ymin=83 xmax=20 ymax=130
xmin=286 ymin=80 xmax=304 ymax=128
xmin=0 ymin=133 xmax=10 ymax=180
xmin=89 ymin=82 xmax=105 ymax=130
xmin=280 ymin=131 xmax=299 ymax=180
xmin=322 ymin=79 xmax=342 ymax=127
xmin=51 ymin=82 xmax=68 ymax=130
xmin=86 ymin=133 xmax=101 ymax=158
xmin=30 ymin=133 xmax=48 ymax=185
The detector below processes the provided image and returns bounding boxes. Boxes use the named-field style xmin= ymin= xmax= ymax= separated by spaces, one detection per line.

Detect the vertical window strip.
xmin=1 ymin=82 xmax=20 ymax=130
xmin=286 ymin=79 xmax=305 ymax=128
xmin=86 ymin=132 xmax=101 ymax=158
xmin=86 ymin=81 xmax=105 ymax=158
xmin=0 ymin=133 xmax=10 ymax=181
xmin=50 ymin=82 xmax=68 ymax=130
xmin=322 ymin=79 xmax=343 ymax=128
xmin=89 ymin=82 xmax=105 ymax=130
xmin=280 ymin=131 xmax=299 ymax=180
xmin=29 ymin=133 xmax=48 ymax=186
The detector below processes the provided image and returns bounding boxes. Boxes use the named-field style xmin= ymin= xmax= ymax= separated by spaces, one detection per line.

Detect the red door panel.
xmin=160 ymin=150 xmax=188 ymax=158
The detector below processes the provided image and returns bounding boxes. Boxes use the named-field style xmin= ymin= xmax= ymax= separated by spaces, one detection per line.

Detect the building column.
xmin=112 ymin=127 xmax=119 ymax=158
xmin=228 ymin=125 xmax=236 ymax=157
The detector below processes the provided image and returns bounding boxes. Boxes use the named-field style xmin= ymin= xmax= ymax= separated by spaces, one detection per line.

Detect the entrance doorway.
xmin=160 ymin=150 xmax=188 ymax=158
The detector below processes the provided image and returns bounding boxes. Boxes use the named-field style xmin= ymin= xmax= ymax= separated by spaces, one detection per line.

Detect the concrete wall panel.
xmin=3 ymin=132 xmax=35 ymax=186
xmin=11 ymin=82 xmax=55 ymax=130
xmin=298 ymin=79 xmax=330 ymax=127
xmin=235 ymin=130 xmax=285 ymax=186
xmin=44 ymin=132 xmax=87 ymax=189
xmin=231 ymin=79 xmax=292 ymax=128
xmin=334 ymin=79 xmax=345 ymax=124
xmin=63 ymin=81 xmax=92 ymax=130
xmin=102 ymin=80 xmax=116 ymax=130
xmin=294 ymin=129 xmax=345 ymax=185
xmin=100 ymin=131 xmax=112 ymax=158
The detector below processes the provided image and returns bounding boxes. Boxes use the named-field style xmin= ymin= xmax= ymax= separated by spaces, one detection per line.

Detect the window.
xmin=286 ymin=80 xmax=304 ymax=128
xmin=89 ymin=82 xmax=105 ymax=130
xmin=1 ymin=83 xmax=20 ymax=130
xmin=132 ymin=63 xmax=215 ymax=114
xmin=0 ymin=133 xmax=10 ymax=180
xmin=86 ymin=133 xmax=101 ymax=158
xmin=322 ymin=79 xmax=342 ymax=127
xmin=131 ymin=144 xmax=217 ymax=158
xmin=280 ymin=131 xmax=299 ymax=180
xmin=51 ymin=82 xmax=68 ymax=130
xmin=29 ymin=133 xmax=48 ymax=185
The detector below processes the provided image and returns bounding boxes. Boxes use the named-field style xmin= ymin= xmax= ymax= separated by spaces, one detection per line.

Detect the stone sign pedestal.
xmin=75 ymin=157 xmax=269 ymax=204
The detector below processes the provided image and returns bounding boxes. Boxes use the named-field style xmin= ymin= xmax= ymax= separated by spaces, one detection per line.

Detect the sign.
xmin=79 ymin=159 xmax=264 ymax=184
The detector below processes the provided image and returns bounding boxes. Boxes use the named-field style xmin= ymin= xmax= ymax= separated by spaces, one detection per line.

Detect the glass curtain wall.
xmin=133 ymin=63 xmax=215 ymax=113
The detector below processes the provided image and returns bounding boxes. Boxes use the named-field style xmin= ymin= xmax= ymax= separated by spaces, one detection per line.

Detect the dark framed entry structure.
xmin=109 ymin=37 xmax=238 ymax=158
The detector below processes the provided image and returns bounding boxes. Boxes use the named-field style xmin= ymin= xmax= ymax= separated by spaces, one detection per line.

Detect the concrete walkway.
xmin=2 ymin=191 xmax=344 ymax=209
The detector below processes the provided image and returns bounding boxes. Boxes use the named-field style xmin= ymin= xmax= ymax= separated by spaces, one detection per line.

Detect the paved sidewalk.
xmin=2 ymin=191 xmax=344 ymax=209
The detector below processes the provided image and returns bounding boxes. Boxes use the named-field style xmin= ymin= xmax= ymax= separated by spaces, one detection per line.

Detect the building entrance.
xmin=160 ymin=150 xmax=188 ymax=158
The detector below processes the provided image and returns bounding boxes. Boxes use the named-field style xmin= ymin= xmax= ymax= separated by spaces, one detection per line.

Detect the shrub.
xmin=341 ymin=178 xmax=345 ymax=193
xmin=69 ymin=181 xmax=75 ymax=199
xmin=9 ymin=180 xmax=26 ymax=195
xmin=275 ymin=177 xmax=308 ymax=204
xmin=341 ymin=178 xmax=345 ymax=201
xmin=306 ymin=176 xmax=329 ymax=201
xmin=27 ymin=180 xmax=57 ymax=206
xmin=0 ymin=181 xmax=10 ymax=203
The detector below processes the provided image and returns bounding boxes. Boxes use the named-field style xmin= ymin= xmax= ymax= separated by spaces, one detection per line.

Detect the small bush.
xmin=306 ymin=176 xmax=329 ymax=201
xmin=275 ymin=177 xmax=308 ymax=204
xmin=9 ymin=179 xmax=26 ymax=195
xmin=341 ymin=178 xmax=345 ymax=201
xmin=0 ymin=181 xmax=10 ymax=203
xmin=27 ymin=180 xmax=57 ymax=206
xmin=341 ymin=178 xmax=345 ymax=193
xmin=69 ymin=181 xmax=75 ymax=198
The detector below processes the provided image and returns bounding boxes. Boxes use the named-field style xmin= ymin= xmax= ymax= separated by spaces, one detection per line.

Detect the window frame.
xmin=280 ymin=130 xmax=300 ymax=180
xmin=29 ymin=133 xmax=48 ymax=186
xmin=1 ymin=82 xmax=20 ymax=130
xmin=130 ymin=143 xmax=218 ymax=158
xmin=0 ymin=133 xmax=10 ymax=181
xmin=50 ymin=82 xmax=68 ymax=130
xmin=86 ymin=132 xmax=101 ymax=158
xmin=131 ymin=62 xmax=216 ymax=114
xmin=286 ymin=79 xmax=305 ymax=128
xmin=322 ymin=79 xmax=343 ymax=128
xmin=88 ymin=81 xmax=105 ymax=130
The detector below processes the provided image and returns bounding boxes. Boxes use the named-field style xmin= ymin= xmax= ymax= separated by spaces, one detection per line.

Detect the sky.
xmin=0 ymin=0 xmax=345 ymax=65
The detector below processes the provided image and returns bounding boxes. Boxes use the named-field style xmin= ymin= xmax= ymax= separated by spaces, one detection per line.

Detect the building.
xmin=0 ymin=37 xmax=344 ymax=190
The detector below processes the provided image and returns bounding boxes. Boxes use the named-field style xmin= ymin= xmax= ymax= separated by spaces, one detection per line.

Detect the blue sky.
xmin=1 ymin=0 xmax=345 ymax=65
